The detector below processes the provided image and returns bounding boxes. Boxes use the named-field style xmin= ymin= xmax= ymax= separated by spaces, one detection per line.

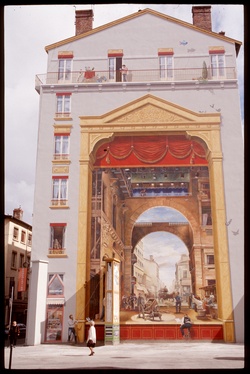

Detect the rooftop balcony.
xmin=35 ymin=67 xmax=237 ymax=92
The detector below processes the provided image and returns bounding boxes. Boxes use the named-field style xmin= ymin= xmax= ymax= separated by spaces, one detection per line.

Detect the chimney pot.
xmin=192 ymin=6 xmax=212 ymax=32
xmin=13 ymin=207 xmax=23 ymax=220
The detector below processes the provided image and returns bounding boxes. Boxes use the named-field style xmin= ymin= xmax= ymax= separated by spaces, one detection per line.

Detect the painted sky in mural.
xmin=137 ymin=207 xmax=188 ymax=290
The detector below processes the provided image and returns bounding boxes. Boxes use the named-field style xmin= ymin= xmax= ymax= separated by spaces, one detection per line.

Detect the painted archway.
xmin=77 ymin=94 xmax=234 ymax=342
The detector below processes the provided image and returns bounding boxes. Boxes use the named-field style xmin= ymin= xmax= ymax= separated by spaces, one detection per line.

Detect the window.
xmin=52 ymin=176 xmax=68 ymax=206
xmin=21 ymin=230 xmax=26 ymax=243
xmin=45 ymin=305 xmax=63 ymax=342
xmin=48 ymin=274 xmax=64 ymax=295
xmin=9 ymin=278 xmax=15 ymax=297
xmin=202 ymin=205 xmax=212 ymax=226
xmin=199 ymin=181 xmax=210 ymax=200
xmin=108 ymin=50 xmax=123 ymax=82
xmin=19 ymin=254 xmax=24 ymax=268
xmin=27 ymin=233 xmax=32 ymax=246
xmin=108 ymin=57 xmax=122 ymax=82
xmin=158 ymin=49 xmax=174 ymax=80
xmin=50 ymin=223 xmax=66 ymax=250
xmin=58 ymin=59 xmax=72 ymax=81
xmin=11 ymin=251 xmax=17 ymax=268
xmin=108 ymin=57 xmax=115 ymax=80
xmin=159 ymin=56 xmax=173 ymax=79
xmin=207 ymin=255 xmax=214 ymax=265
xmin=54 ymin=134 xmax=70 ymax=160
xmin=13 ymin=227 xmax=19 ymax=241
xmin=211 ymin=54 xmax=225 ymax=77
xmin=56 ymin=93 xmax=71 ymax=118
xmin=209 ymin=48 xmax=225 ymax=78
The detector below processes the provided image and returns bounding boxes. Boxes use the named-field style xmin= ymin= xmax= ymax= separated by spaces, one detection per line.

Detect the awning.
xmin=46 ymin=298 xmax=65 ymax=305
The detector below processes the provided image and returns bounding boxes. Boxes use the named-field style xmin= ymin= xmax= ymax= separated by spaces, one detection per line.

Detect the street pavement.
xmin=3 ymin=340 xmax=245 ymax=371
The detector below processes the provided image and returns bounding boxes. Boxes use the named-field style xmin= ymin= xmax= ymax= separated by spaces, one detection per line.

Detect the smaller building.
xmin=4 ymin=207 xmax=32 ymax=325
xmin=175 ymin=253 xmax=192 ymax=302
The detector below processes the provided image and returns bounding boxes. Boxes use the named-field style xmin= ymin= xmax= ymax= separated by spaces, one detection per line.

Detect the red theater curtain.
xmin=95 ymin=136 xmax=206 ymax=165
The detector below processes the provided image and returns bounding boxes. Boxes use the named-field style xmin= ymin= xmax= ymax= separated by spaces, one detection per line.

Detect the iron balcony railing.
xmin=35 ymin=67 xmax=237 ymax=89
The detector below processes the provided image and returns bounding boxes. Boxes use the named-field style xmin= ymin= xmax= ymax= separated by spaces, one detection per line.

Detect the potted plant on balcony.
xmin=197 ymin=61 xmax=208 ymax=83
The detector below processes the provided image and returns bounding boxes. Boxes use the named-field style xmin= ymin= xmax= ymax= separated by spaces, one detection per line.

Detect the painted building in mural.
xmin=26 ymin=6 xmax=244 ymax=345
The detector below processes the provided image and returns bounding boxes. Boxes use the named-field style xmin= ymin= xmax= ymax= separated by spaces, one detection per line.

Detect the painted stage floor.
xmin=117 ymin=304 xmax=221 ymax=325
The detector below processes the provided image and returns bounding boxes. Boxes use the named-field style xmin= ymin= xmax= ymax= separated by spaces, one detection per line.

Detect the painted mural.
xmin=90 ymin=138 xmax=218 ymax=327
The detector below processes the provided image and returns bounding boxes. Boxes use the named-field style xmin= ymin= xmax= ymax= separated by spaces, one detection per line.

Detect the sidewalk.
xmin=3 ymin=341 xmax=245 ymax=370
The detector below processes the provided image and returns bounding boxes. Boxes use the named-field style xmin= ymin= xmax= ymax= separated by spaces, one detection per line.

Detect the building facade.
xmin=26 ymin=6 xmax=244 ymax=345
xmin=4 ymin=208 xmax=32 ymax=326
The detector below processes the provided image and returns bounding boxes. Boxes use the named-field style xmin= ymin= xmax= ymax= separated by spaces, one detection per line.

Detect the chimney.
xmin=75 ymin=9 xmax=93 ymax=36
xmin=192 ymin=6 xmax=212 ymax=32
xmin=13 ymin=206 xmax=23 ymax=220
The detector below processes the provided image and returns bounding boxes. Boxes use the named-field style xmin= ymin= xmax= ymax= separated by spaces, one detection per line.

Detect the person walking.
xmin=8 ymin=321 xmax=20 ymax=347
xmin=86 ymin=320 xmax=96 ymax=356
xmin=180 ymin=313 xmax=192 ymax=338
xmin=68 ymin=314 xmax=77 ymax=343
xmin=175 ymin=292 xmax=181 ymax=313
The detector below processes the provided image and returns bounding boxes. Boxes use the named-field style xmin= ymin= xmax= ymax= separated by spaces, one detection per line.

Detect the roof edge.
xmin=45 ymin=8 xmax=242 ymax=55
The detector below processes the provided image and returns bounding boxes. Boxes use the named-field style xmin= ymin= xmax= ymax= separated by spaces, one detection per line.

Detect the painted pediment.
xmin=80 ymin=94 xmax=220 ymax=127
xmin=114 ymin=103 xmax=186 ymax=123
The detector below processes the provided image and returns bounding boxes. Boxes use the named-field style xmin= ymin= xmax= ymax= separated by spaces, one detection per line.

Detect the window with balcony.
xmin=108 ymin=50 xmax=123 ymax=82
xmin=51 ymin=176 xmax=68 ymax=206
xmin=56 ymin=93 xmax=71 ymax=118
xmin=209 ymin=48 xmax=225 ymax=78
xmin=54 ymin=134 xmax=70 ymax=160
xmin=49 ymin=223 xmax=66 ymax=254
xmin=159 ymin=55 xmax=173 ymax=79
xmin=158 ymin=49 xmax=173 ymax=80
xmin=211 ymin=54 xmax=225 ymax=78
xmin=58 ymin=59 xmax=72 ymax=82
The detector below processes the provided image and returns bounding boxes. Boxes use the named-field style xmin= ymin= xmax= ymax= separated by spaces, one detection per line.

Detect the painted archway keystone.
xmin=77 ymin=94 xmax=234 ymax=342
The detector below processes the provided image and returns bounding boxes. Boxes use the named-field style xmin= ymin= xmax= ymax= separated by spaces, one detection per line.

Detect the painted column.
xmin=76 ymin=132 xmax=94 ymax=342
xmin=208 ymin=150 xmax=235 ymax=342
xmin=104 ymin=258 xmax=120 ymax=345
xmin=26 ymin=260 xmax=48 ymax=345
xmin=192 ymin=245 xmax=203 ymax=296
xmin=123 ymin=246 xmax=132 ymax=296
